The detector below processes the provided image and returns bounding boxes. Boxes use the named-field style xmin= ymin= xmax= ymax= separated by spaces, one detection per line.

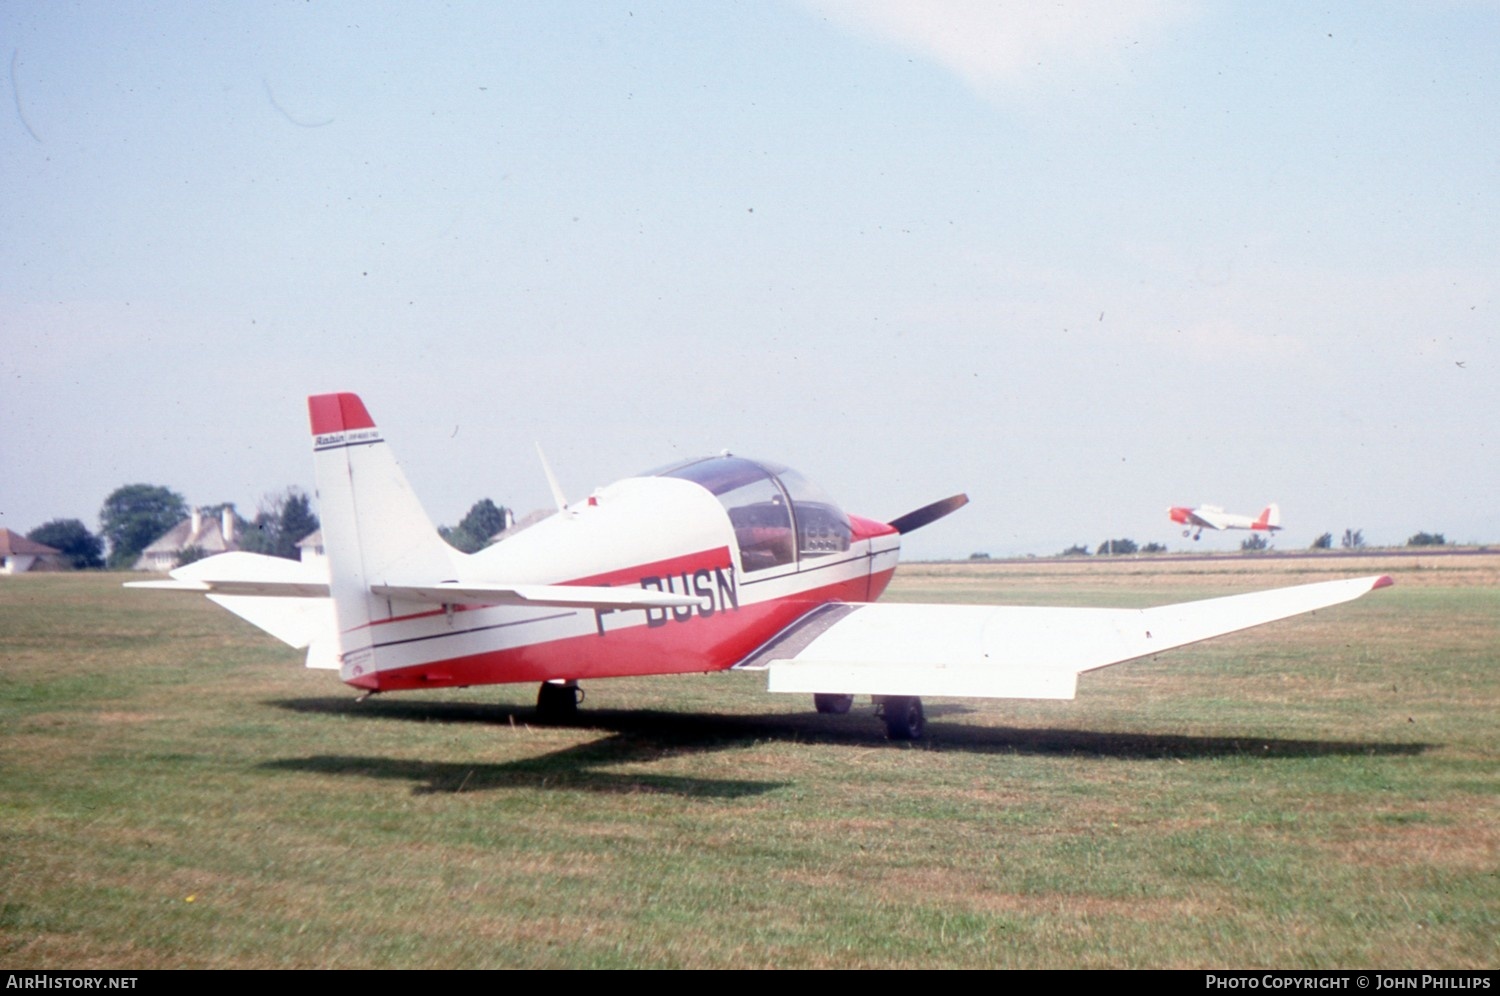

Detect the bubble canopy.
xmin=649 ymin=455 xmax=853 ymax=572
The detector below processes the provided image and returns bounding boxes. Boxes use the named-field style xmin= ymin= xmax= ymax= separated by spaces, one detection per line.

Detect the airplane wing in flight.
xmin=1185 ymin=507 xmax=1233 ymax=530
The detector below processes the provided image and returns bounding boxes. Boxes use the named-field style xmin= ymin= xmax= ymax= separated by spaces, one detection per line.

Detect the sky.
xmin=3 ymin=1 xmax=1496 ymax=559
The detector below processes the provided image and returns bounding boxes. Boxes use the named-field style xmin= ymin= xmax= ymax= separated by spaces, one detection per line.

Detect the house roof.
xmin=138 ymin=515 xmax=237 ymax=557
xmin=0 ymin=528 xmax=60 ymax=556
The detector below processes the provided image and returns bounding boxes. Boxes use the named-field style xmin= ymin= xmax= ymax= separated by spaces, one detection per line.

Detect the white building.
xmin=0 ymin=529 xmax=65 ymax=574
xmin=134 ymin=508 xmax=240 ymax=571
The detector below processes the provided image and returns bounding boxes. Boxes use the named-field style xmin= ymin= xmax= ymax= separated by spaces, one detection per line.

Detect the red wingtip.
xmin=1372 ymin=575 xmax=1395 ymax=590
xmin=308 ymin=393 xmax=376 ymax=436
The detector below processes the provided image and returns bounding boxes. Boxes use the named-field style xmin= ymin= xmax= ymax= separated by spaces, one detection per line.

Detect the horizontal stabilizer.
xmin=126 ymin=553 xmax=336 ymax=655
xmin=766 ymin=575 xmax=1392 ymax=701
xmin=369 ymin=581 xmax=709 ymax=611
xmin=126 ymin=551 xmax=331 ymax=597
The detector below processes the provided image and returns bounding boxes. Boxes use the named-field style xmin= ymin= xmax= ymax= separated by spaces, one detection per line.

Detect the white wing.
xmin=755 ymin=575 xmax=1392 ymax=700
xmin=1187 ymin=507 xmax=1232 ymax=530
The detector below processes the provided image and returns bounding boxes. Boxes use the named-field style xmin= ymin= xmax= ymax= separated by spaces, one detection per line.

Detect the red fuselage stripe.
xmin=352 ymin=567 xmax=897 ymax=691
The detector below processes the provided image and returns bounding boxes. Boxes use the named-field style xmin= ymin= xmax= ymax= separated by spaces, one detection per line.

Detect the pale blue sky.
xmin=4 ymin=1 xmax=1496 ymax=558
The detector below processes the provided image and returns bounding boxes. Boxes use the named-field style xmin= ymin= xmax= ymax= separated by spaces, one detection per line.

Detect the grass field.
xmin=2 ymin=556 xmax=1496 ymax=968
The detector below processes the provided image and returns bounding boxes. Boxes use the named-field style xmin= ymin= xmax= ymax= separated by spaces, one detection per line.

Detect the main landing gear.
xmin=813 ymin=693 xmax=927 ymax=739
xmin=877 ymin=696 xmax=926 ymax=741
xmin=536 ymin=679 xmax=582 ymax=719
xmin=813 ymin=693 xmax=854 ymax=715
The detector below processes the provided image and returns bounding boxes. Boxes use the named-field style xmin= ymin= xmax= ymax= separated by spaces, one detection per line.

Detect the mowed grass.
xmin=2 ymin=558 xmax=1495 ymax=968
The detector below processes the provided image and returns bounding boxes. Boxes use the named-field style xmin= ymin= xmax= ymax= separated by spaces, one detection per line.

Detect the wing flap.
xmin=766 ymin=575 xmax=1391 ymax=700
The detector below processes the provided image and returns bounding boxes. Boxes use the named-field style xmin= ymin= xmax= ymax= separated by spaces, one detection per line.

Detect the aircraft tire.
xmin=814 ymin=693 xmax=854 ymax=715
xmin=882 ymin=696 xmax=924 ymax=741
xmin=536 ymin=680 xmax=580 ymax=718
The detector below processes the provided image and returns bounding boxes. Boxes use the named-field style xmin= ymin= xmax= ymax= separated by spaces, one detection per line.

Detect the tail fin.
xmin=309 ymin=393 xmax=457 ymax=683
xmin=1256 ymin=503 xmax=1282 ymax=530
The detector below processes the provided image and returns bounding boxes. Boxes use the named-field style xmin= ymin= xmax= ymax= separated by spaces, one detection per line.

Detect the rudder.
xmin=309 ymin=393 xmax=458 ymax=685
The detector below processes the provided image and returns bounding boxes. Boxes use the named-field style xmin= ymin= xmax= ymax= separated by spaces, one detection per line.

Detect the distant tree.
xmin=1406 ymin=532 xmax=1446 ymax=547
xmin=1140 ymin=542 xmax=1167 ymax=554
xmin=237 ymin=489 xmax=318 ymax=560
xmin=26 ymin=519 xmax=105 ymax=569
xmin=1241 ymin=534 xmax=1269 ymax=552
xmin=1341 ymin=528 xmax=1365 ymax=550
xmin=1310 ymin=532 xmax=1333 ymax=550
xmin=276 ymin=491 xmax=319 ymax=558
xmin=968 ymin=552 xmax=991 ymax=560
xmin=1095 ymin=538 xmax=1138 ymax=556
xmin=1061 ymin=544 xmax=1091 ymax=557
xmin=100 ymin=484 xmax=187 ymax=568
xmin=176 ymin=545 xmax=207 ymax=567
xmin=460 ymin=499 xmax=507 ymax=543
xmin=441 ymin=498 xmax=510 ymax=554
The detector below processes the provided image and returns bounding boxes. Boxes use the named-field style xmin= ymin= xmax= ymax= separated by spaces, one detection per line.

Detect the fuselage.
xmin=343 ymin=456 xmax=900 ymax=691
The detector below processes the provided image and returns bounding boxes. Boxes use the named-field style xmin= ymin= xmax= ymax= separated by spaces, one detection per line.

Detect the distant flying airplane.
xmin=131 ymin=394 xmax=1387 ymax=740
xmin=1169 ymin=503 xmax=1282 ymax=541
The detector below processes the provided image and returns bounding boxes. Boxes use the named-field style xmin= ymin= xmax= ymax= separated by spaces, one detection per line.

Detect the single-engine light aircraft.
xmin=131 ymin=394 xmax=1388 ymax=740
xmin=1169 ymin=503 xmax=1282 ymax=542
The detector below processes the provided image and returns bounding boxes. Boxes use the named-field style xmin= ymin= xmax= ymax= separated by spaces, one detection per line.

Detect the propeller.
xmin=887 ymin=493 xmax=969 ymax=535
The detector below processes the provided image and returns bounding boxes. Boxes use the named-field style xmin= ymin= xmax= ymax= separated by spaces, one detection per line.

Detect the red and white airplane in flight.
xmin=1169 ymin=503 xmax=1282 ymax=542
xmin=133 ymin=394 xmax=1387 ymax=740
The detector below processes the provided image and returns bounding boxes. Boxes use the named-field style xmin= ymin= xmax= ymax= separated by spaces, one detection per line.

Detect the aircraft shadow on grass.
xmin=265 ymin=696 xmax=1428 ymax=797
xmin=260 ymin=748 xmax=780 ymax=798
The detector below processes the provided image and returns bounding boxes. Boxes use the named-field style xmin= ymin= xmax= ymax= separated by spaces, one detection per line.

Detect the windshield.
xmin=656 ymin=456 xmax=851 ymax=571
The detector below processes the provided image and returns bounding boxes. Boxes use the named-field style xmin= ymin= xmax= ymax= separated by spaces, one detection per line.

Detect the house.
xmin=0 ymin=529 xmax=66 ymax=574
xmin=296 ymin=529 xmax=325 ymax=567
xmin=133 ymin=507 xmax=241 ymax=571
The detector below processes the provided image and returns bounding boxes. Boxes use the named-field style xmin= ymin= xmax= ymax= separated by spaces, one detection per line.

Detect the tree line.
xmin=1053 ymin=528 xmax=1451 ymax=557
xmin=20 ymin=484 xmax=511 ymax=570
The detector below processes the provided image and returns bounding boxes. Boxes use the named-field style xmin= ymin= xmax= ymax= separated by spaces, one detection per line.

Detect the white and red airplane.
xmin=132 ymin=394 xmax=1388 ymax=740
xmin=1169 ymin=503 xmax=1282 ymax=542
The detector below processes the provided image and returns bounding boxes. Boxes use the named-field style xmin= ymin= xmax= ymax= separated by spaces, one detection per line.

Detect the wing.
xmin=1187 ymin=507 xmax=1231 ymax=530
xmin=752 ymin=575 xmax=1392 ymax=700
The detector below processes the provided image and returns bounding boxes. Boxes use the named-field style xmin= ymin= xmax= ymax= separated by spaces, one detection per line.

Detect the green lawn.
xmin=2 ymin=566 xmax=1494 ymax=968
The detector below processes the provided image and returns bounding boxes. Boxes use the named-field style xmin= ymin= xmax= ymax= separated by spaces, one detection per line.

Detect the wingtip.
xmin=1372 ymin=575 xmax=1395 ymax=590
